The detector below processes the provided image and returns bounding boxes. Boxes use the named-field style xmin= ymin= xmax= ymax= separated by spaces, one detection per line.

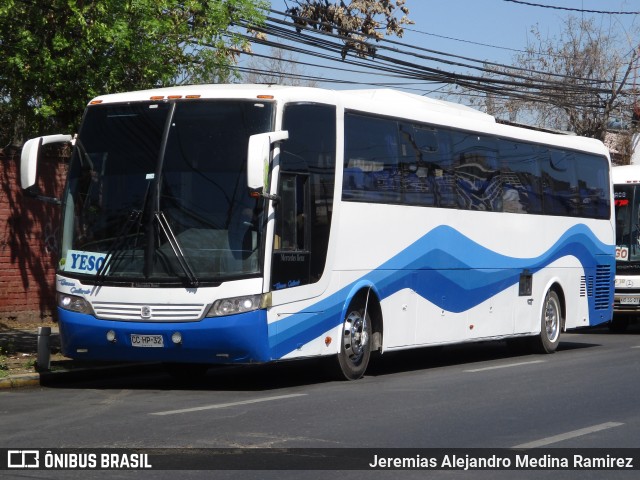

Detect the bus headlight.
xmin=57 ymin=293 xmax=93 ymax=314
xmin=206 ymin=294 xmax=265 ymax=317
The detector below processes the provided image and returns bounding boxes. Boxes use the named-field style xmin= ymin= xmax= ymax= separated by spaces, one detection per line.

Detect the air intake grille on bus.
xmin=580 ymin=265 xmax=612 ymax=310
xmin=580 ymin=275 xmax=592 ymax=297
xmin=92 ymin=302 xmax=207 ymax=321
xmin=594 ymin=264 xmax=612 ymax=310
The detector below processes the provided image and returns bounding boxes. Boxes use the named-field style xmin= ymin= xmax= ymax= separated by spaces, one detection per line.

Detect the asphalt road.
xmin=2 ymin=324 xmax=640 ymax=480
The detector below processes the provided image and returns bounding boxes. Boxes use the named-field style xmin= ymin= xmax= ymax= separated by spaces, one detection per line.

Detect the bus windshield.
xmin=615 ymin=184 xmax=640 ymax=264
xmin=60 ymin=100 xmax=274 ymax=285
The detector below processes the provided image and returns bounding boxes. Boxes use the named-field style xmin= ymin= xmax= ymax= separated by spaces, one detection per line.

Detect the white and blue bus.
xmin=612 ymin=164 xmax=640 ymax=331
xmin=21 ymin=85 xmax=614 ymax=379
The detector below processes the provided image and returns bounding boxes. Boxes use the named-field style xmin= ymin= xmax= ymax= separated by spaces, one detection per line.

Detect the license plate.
xmin=620 ymin=297 xmax=639 ymax=305
xmin=131 ymin=334 xmax=164 ymax=347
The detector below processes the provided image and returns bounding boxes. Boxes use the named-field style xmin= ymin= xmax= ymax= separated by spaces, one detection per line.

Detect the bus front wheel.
xmin=336 ymin=301 xmax=372 ymax=380
xmin=533 ymin=290 xmax=562 ymax=354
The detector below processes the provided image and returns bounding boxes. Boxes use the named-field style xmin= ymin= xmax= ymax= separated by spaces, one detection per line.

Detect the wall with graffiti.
xmin=0 ymin=148 xmax=67 ymax=324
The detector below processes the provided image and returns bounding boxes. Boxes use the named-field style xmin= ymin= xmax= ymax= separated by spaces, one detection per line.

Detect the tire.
xmin=533 ymin=290 xmax=562 ymax=354
xmin=609 ymin=317 xmax=629 ymax=333
xmin=336 ymin=301 xmax=372 ymax=380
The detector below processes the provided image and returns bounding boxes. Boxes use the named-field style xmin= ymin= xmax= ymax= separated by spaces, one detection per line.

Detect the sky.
xmin=251 ymin=0 xmax=640 ymax=99
xmin=399 ymin=0 xmax=639 ymax=64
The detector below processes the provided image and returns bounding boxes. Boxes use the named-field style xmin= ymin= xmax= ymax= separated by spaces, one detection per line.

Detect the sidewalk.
xmin=0 ymin=323 xmax=156 ymax=389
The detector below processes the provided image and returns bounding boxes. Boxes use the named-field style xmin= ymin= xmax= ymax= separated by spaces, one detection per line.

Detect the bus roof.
xmin=87 ymin=84 xmax=609 ymax=157
xmin=344 ymin=88 xmax=496 ymax=123
xmin=613 ymin=164 xmax=640 ymax=184
xmin=88 ymin=84 xmax=493 ymax=120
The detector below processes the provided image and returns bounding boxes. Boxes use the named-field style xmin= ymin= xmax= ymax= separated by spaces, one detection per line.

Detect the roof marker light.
xmin=257 ymin=95 xmax=274 ymax=99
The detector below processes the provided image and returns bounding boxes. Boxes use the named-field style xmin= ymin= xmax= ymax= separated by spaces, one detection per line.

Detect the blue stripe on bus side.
xmin=268 ymin=223 xmax=613 ymax=358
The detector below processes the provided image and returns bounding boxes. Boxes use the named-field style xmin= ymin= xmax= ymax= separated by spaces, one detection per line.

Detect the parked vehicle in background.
xmin=612 ymin=164 xmax=640 ymax=331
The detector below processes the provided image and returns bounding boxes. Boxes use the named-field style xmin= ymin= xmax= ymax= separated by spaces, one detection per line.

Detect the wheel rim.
xmin=343 ymin=311 xmax=368 ymax=365
xmin=544 ymin=295 xmax=560 ymax=343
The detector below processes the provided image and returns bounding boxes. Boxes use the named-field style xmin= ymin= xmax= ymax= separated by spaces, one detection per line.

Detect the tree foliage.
xmin=284 ymin=0 xmax=412 ymax=58
xmin=474 ymin=17 xmax=637 ymax=142
xmin=0 ymin=0 xmax=267 ymax=146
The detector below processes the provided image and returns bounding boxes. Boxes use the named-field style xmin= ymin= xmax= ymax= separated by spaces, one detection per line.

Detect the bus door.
xmin=267 ymin=103 xmax=337 ymax=358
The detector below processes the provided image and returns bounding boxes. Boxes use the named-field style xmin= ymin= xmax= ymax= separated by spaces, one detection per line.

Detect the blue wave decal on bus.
xmin=269 ymin=224 xmax=613 ymax=357
xmin=378 ymin=224 xmax=611 ymax=313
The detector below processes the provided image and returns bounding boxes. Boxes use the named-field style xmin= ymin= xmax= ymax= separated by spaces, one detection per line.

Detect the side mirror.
xmin=247 ymin=130 xmax=288 ymax=198
xmin=20 ymin=134 xmax=73 ymax=189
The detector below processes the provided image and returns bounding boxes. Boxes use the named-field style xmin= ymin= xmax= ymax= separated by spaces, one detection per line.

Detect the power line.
xmin=227 ymin=8 xmax=637 ymax=114
xmin=245 ymin=10 xmax=618 ymax=96
xmin=503 ymin=0 xmax=640 ymax=15
xmin=403 ymin=26 xmax=529 ymax=55
xmin=236 ymin=29 xmax=606 ymax=109
xmin=265 ymin=8 xmax=613 ymax=86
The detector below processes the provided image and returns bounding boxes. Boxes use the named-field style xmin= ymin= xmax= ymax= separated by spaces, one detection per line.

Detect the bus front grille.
xmin=91 ymin=302 xmax=207 ymax=322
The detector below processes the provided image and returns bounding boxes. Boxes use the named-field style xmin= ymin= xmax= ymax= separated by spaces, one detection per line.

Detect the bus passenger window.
xmin=344 ymin=113 xmax=400 ymax=203
xmin=398 ymin=123 xmax=437 ymax=206
xmin=541 ymin=149 xmax=579 ymax=216
xmin=453 ymin=132 xmax=501 ymax=211
xmin=498 ymin=140 xmax=543 ymax=214
xmin=575 ymin=153 xmax=610 ymax=219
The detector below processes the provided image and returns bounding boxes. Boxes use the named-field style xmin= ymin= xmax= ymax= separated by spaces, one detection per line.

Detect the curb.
xmin=0 ymin=373 xmax=41 ymax=389
xmin=0 ymin=363 xmax=161 ymax=389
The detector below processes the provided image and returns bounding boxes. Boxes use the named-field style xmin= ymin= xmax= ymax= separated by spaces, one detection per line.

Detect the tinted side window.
xmin=453 ymin=132 xmax=501 ymax=211
xmin=575 ymin=153 xmax=610 ymax=219
xmin=343 ymin=114 xmax=460 ymax=208
xmin=499 ymin=140 xmax=543 ymax=214
xmin=423 ymin=128 xmax=458 ymax=208
xmin=540 ymin=149 xmax=579 ymax=216
xmin=343 ymin=113 xmax=400 ymax=203
xmin=341 ymin=112 xmax=608 ymax=220
xmin=398 ymin=123 xmax=434 ymax=206
xmin=398 ymin=124 xmax=457 ymax=207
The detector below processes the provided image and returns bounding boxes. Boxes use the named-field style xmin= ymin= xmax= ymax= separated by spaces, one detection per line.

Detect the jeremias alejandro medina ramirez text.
xmin=368 ymin=453 xmax=635 ymax=470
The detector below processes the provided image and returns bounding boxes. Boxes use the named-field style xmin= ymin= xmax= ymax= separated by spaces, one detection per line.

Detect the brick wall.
xmin=0 ymin=149 xmax=68 ymax=324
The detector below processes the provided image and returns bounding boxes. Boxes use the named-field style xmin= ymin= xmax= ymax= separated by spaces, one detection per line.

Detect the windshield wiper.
xmin=155 ymin=210 xmax=199 ymax=287
xmin=94 ymin=172 xmax=155 ymax=283
xmin=95 ymin=209 xmax=144 ymax=283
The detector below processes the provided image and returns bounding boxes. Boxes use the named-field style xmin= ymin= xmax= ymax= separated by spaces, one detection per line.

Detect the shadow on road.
xmin=42 ymin=331 xmax=605 ymax=392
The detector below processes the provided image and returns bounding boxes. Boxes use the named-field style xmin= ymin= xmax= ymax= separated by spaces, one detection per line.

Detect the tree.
xmin=1 ymin=0 xmax=415 ymax=147
xmin=0 ymin=0 xmax=267 ymax=147
xmin=469 ymin=17 xmax=638 ymax=143
xmin=284 ymin=0 xmax=413 ymax=58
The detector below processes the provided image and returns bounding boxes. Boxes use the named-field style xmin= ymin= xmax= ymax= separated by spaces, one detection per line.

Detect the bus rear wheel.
xmin=533 ymin=290 xmax=562 ymax=354
xmin=336 ymin=302 xmax=372 ymax=380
